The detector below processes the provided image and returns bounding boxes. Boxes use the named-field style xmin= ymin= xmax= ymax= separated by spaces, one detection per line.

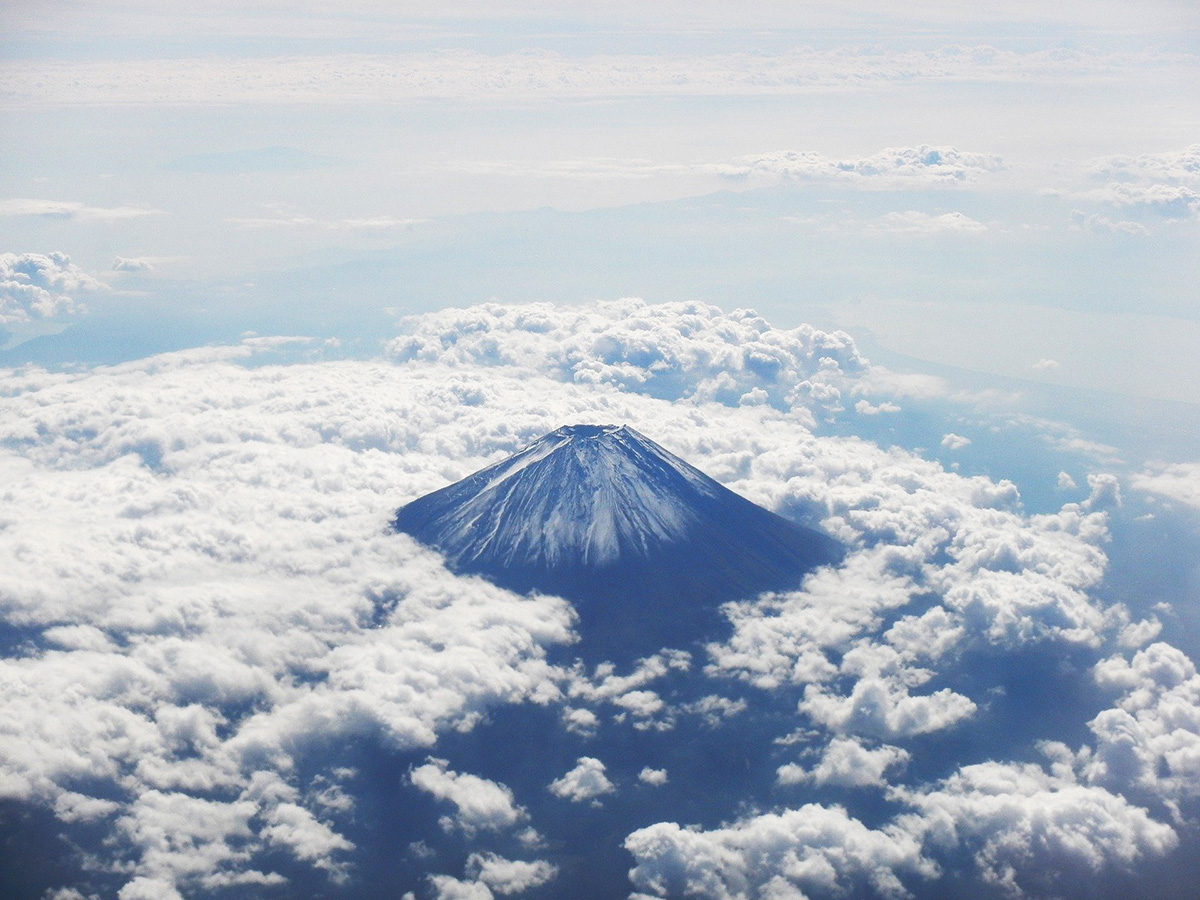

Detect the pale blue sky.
xmin=2 ymin=0 xmax=1199 ymax=401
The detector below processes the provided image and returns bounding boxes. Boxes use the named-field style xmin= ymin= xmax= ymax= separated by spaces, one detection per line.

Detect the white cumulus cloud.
xmin=548 ymin=757 xmax=614 ymax=804
xmin=0 ymin=250 xmax=101 ymax=323
xmin=410 ymin=759 xmax=530 ymax=836
xmin=626 ymin=804 xmax=933 ymax=899
xmin=1130 ymin=461 xmax=1200 ymax=510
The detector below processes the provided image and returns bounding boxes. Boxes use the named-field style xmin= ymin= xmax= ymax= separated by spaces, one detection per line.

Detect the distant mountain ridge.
xmin=393 ymin=424 xmax=840 ymax=658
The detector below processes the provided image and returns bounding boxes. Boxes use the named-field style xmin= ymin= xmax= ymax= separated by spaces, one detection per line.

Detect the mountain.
xmin=393 ymin=424 xmax=841 ymax=659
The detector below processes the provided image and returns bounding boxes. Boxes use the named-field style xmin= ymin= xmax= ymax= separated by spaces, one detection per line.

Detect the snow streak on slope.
xmin=404 ymin=425 xmax=717 ymax=568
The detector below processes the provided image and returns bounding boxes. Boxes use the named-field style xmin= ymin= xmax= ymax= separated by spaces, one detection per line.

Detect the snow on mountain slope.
xmin=393 ymin=425 xmax=841 ymax=658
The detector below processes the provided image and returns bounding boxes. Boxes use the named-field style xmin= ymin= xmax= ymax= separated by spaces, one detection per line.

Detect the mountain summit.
xmin=393 ymin=425 xmax=840 ymax=657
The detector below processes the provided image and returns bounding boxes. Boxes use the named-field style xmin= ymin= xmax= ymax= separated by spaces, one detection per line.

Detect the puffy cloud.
xmin=410 ymin=758 xmax=530 ymax=835
xmin=465 ymin=852 xmax=558 ymax=894
xmin=626 ymin=804 xmax=933 ymax=900
xmin=387 ymin=299 xmax=865 ymax=423
xmin=893 ymin=760 xmax=1178 ymax=898
xmin=548 ymin=757 xmax=614 ymax=804
xmin=778 ymin=737 xmax=910 ymax=789
xmin=1071 ymin=145 xmax=1200 ymax=221
xmin=800 ymin=674 xmax=977 ymax=740
xmin=708 ymin=439 xmax=1115 ymax=740
xmin=566 ymin=651 xmax=691 ymax=730
xmin=0 ymin=347 xmax=582 ymax=894
xmin=0 ymin=251 xmax=100 ymax=323
xmin=1076 ymin=183 xmax=1200 ymax=217
xmin=429 ymin=875 xmax=496 ymax=900
xmin=854 ymin=399 xmax=900 ymax=415
xmin=1087 ymin=145 xmax=1200 ymax=185
xmin=0 ymin=199 xmax=163 ymax=221
xmin=425 ymin=853 xmax=559 ymax=900
xmin=1130 ymin=461 xmax=1200 ymax=510
xmin=1086 ymin=643 xmax=1200 ymax=803
xmin=561 ymin=706 xmax=600 ymax=736
xmin=940 ymin=433 xmax=971 ymax=450
xmin=639 ymin=767 xmax=669 ymax=786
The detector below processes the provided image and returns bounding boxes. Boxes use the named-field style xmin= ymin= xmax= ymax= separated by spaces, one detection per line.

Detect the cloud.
xmin=387 ymin=298 xmax=866 ymax=425
xmin=548 ymin=757 xmax=614 ymax=804
xmin=855 ymin=399 xmax=900 ymax=415
xmin=639 ymin=767 xmax=668 ymax=786
xmin=778 ymin=737 xmax=910 ymax=789
xmin=425 ymin=852 xmax=559 ymax=900
xmin=4 ymin=47 xmax=1190 ymax=107
xmin=1067 ymin=145 xmax=1200 ymax=223
xmin=411 ymin=759 xmax=530 ymax=835
xmin=112 ymin=256 xmax=157 ymax=272
xmin=566 ymin=651 xmax=691 ymax=730
xmin=465 ymin=852 xmax=558 ymax=895
xmin=626 ymin=804 xmax=933 ymax=900
xmin=1130 ymin=461 xmax=1200 ymax=509
xmin=1075 ymin=183 xmax=1200 ymax=217
xmin=864 ymin=210 xmax=990 ymax=233
xmin=940 ymin=433 xmax=971 ymax=450
xmin=450 ymin=147 xmax=1002 ymax=190
xmin=0 ymin=299 xmax=1185 ymax=895
xmin=429 ymin=875 xmax=497 ymax=900
xmin=708 ymin=442 xmax=1116 ymax=704
xmin=226 ymin=215 xmax=423 ymax=230
xmin=1086 ymin=642 xmax=1200 ymax=803
xmin=0 ymin=251 xmax=101 ymax=324
xmin=800 ymin=674 xmax=977 ymax=740
xmin=893 ymin=759 xmax=1178 ymax=898
xmin=0 ymin=345 xmax=581 ymax=892
xmin=1087 ymin=145 xmax=1200 ymax=185
xmin=1069 ymin=211 xmax=1149 ymax=235
xmin=0 ymin=199 xmax=163 ymax=221
xmin=715 ymin=146 xmax=1003 ymax=187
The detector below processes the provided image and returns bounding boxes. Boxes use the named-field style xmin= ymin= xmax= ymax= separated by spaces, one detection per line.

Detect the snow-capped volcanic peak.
xmin=400 ymin=424 xmax=721 ymax=569
xmin=395 ymin=423 xmax=840 ymax=657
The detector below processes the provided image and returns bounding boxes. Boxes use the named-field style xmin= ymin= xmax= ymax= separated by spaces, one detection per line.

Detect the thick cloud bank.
xmin=0 ymin=300 xmax=1195 ymax=898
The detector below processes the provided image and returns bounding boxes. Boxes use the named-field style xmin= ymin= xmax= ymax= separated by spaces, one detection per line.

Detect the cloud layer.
xmin=4 ymin=47 xmax=1191 ymax=107
xmin=0 ymin=300 xmax=1195 ymax=898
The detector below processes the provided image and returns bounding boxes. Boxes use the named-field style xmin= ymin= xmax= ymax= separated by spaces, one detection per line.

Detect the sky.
xmin=2 ymin=2 xmax=1200 ymax=899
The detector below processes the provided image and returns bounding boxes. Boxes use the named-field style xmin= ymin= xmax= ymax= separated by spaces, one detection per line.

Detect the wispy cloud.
xmin=447 ymin=146 xmax=1003 ymax=189
xmin=3 ymin=47 xmax=1192 ymax=107
xmin=226 ymin=215 xmax=423 ymax=230
xmin=863 ymin=210 xmax=989 ymax=234
xmin=0 ymin=198 xmax=164 ymax=221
